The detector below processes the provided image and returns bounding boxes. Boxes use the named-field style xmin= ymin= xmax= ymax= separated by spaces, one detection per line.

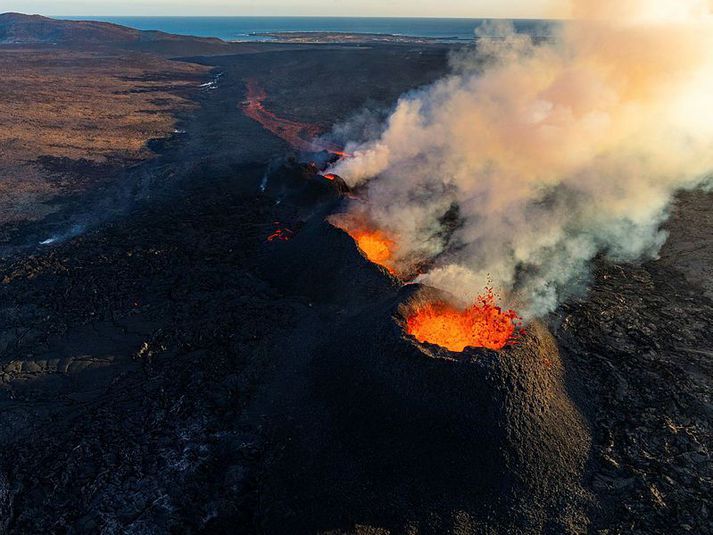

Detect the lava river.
xmin=242 ymin=79 xmax=348 ymax=156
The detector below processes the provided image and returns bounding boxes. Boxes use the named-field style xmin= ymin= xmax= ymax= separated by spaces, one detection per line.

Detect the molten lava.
xmin=406 ymin=289 xmax=523 ymax=351
xmin=350 ymin=229 xmax=396 ymax=274
xmin=327 ymin=150 xmax=352 ymax=159
xmin=242 ymin=79 xmax=349 ymax=157
xmin=267 ymin=223 xmax=294 ymax=242
xmin=322 ymin=173 xmax=338 ymax=181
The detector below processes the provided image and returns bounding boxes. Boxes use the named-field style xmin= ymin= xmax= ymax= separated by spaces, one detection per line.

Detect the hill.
xmin=0 ymin=12 xmax=225 ymax=46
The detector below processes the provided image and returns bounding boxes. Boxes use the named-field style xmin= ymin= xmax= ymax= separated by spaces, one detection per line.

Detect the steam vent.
xmin=257 ymin=165 xmax=592 ymax=533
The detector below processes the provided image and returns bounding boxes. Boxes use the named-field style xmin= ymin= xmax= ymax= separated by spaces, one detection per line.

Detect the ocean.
xmin=55 ymin=16 xmax=551 ymax=42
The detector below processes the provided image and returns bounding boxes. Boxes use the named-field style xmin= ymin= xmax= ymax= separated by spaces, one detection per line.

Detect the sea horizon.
xmin=51 ymin=15 xmax=554 ymax=42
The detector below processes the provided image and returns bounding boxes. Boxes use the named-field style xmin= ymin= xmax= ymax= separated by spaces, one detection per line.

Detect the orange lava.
xmin=350 ymin=229 xmax=396 ymax=273
xmin=267 ymin=223 xmax=294 ymax=242
xmin=242 ymin=79 xmax=349 ymax=157
xmin=322 ymin=173 xmax=338 ymax=181
xmin=406 ymin=289 xmax=523 ymax=351
xmin=328 ymin=149 xmax=352 ymax=158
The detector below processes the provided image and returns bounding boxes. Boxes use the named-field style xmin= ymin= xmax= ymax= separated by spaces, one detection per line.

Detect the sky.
xmin=1 ymin=0 xmax=567 ymax=18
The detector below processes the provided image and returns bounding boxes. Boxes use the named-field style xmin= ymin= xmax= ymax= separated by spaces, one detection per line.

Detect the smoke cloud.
xmin=327 ymin=0 xmax=713 ymax=318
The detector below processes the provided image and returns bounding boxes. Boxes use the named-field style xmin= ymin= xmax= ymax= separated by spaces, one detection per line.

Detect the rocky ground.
xmin=0 ymin=28 xmax=711 ymax=534
xmin=558 ymin=258 xmax=713 ymax=533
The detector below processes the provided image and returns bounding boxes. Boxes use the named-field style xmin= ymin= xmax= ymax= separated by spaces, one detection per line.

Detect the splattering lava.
xmin=406 ymin=289 xmax=523 ymax=351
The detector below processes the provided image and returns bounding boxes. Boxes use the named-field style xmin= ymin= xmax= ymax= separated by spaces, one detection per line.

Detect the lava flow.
xmin=406 ymin=289 xmax=523 ymax=351
xmin=242 ymin=79 xmax=349 ymax=157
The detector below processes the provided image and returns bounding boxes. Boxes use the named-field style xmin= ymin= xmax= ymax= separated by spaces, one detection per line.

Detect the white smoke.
xmin=328 ymin=0 xmax=713 ymax=318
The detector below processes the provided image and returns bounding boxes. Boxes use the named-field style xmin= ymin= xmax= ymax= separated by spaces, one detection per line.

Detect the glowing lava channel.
xmin=406 ymin=289 xmax=523 ymax=351
xmin=267 ymin=223 xmax=294 ymax=242
xmin=242 ymin=79 xmax=349 ymax=157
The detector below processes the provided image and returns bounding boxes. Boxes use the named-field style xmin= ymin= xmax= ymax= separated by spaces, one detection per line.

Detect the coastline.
xmin=241 ymin=30 xmax=465 ymax=44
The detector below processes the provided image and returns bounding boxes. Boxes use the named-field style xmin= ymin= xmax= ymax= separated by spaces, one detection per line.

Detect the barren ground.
xmin=0 ymin=46 xmax=209 ymax=227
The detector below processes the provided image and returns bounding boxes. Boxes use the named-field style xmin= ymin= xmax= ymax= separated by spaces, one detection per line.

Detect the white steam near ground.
xmin=326 ymin=0 xmax=713 ymax=318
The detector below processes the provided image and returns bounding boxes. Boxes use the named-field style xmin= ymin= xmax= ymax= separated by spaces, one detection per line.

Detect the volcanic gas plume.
xmin=327 ymin=0 xmax=713 ymax=320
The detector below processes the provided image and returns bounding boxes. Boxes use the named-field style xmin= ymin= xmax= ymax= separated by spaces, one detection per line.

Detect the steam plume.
xmin=328 ymin=0 xmax=713 ymax=317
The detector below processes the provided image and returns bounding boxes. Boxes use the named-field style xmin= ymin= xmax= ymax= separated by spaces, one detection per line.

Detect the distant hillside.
xmin=0 ymin=12 xmax=226 ymax=46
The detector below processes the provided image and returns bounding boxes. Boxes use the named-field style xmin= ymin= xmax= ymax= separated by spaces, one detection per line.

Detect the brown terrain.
xmin=0 ymin=46 xmax=207 ymax=226
xmin=0 ymin=12 xmax=711 ymax=535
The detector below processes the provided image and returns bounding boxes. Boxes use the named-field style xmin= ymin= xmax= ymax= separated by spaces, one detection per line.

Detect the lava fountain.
xmin=406 ymin=289 xmax=523 ymax=351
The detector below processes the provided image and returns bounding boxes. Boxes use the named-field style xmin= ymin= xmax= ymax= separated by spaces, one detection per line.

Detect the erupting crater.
xmin=349 ymin=228 xmax=396 ymax=274
xmin=405 ymin=289 xmax=523 ymax=351
xmin=330 ymin=214 xmax=521 ymax=350
xmin=328 ymin=214 xmax=400 ymax=275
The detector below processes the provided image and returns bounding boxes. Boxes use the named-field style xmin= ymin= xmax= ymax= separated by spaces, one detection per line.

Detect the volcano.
xmin=257 ymin=279 xmax=591 ymax=533
xmin=246 ymin=160 xmax=591 ymax=531
xmin=325 ymin=196 xmax=524 ymax=350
